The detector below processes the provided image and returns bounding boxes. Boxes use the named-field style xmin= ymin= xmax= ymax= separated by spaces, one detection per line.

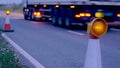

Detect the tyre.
xmin=30 ymin=13 xmax=35 ymax=21
xmin=58 ymin=17 xmax=64 ymax=27
xmin=51 ymin=16 xmax=58 ymax=26
xmin=65 ymin=18 xmax=72 ymax=29
xmin=24 ymin=15 xmax=28 ymax=20
xmin=24 ymin=12 xmax=28 ymax=20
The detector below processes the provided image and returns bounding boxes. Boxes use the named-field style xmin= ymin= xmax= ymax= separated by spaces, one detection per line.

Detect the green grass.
xmin=0 ymin=4 xmax=23 ymax=13
xmin=0 ymin=30 xmax=28 ymax=68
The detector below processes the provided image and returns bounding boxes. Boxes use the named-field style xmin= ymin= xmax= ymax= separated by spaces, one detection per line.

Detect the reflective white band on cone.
xmin=84 ymin=39 xmax=102 ymax=68
xmin=3 ymin=14 xmax=14 ymax=32
xmin=6 ymin=15 xmax=10 ymax=24
xmin=4 ymin=15 xmax=11 ymax=30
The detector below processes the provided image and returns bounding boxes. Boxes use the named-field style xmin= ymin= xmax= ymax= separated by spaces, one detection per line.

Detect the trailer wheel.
xmin=24 ymin=15 xmax=28 ymax=20
xmin=65 ymin=18 xmax=72 ymax=29
xmin=30 ymin=13 xmax=35 ymax=21
xmin=58 ymin=17 xmax=64 ymax=27
xmin=52 ymin=16 xmax=57 ymax=26
xmin=24 ymin=12 xmax=28 ymax=20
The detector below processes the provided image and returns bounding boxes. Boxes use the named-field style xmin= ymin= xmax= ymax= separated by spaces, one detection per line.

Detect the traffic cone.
xmin=3 ymin=15 xmax=14 ymax=32
xmin=84 ymin=35 xmax=102 ymax=68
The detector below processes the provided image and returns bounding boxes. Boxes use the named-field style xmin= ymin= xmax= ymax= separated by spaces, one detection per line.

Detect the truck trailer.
xmin=23 ymin=0 xmax=120 ymax=28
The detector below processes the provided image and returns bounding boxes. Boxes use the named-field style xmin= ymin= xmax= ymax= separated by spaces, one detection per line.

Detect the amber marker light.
xmin=86 ymin=13 xmax=91 ymax=17
xmin=43 ymin=4 xmax=47 ymax=8
xmin=75 ymin=14 xmax=80 ymax=18
xmin=70 ymin=5 xmax=75 ymax=8
xmin=117 ymin=13 xmax=120 ymax=17
xmin=34 ymin=4 xmax=37 ymax=7
xmin=80 ymin=13 xmax=85 ymax=16
xmin=55 ymin=4 xmax=59 ymax=8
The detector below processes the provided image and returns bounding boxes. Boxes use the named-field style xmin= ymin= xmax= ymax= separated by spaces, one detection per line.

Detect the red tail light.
xmin=40 ymin=11 xmax=44 ymax=15
xmin=117 ymin=13 xmax=120 ymax=17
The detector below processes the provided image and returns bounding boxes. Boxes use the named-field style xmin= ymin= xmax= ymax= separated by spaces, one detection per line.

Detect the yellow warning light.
xmin=43 ymin=4 xmax=47 ymax=8
xmin=55 ymin=4 xmax=59 ymax=8
xmin=95 ymin=12 xmax=104 ymax=18
xmin=90 ymin=18 xmax=108 ymax=37
xmin=34 ymin=4 xmax=37 ymax=7
xmin=70 ymin=5 xmax=75 ymax=8
xmin=6 ymin=9 xmax=11 ymax=15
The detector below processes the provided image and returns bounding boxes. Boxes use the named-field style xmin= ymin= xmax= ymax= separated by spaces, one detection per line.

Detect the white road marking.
xmin=1 ymin=33 xmax=45 ymax=68
xmin=31 ymin=21 xmax=43 ymax=25
xmin=68 ymin=30 xmax=85 ymax=36
xmin=110 ymin=28 xmax=120 ymax=32
xmin=31 ymin=21 xmax=38 ymax=24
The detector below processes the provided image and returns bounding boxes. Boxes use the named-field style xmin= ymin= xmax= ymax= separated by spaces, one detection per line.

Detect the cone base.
xmin=3 ymin=29 xmax=14 ymax=32
xmin=4 ymin=24 xmax=11 ymax=30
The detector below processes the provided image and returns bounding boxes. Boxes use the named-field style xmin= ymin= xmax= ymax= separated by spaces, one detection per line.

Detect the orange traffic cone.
xmin=3 ymin=15 xmax=14 ymax=32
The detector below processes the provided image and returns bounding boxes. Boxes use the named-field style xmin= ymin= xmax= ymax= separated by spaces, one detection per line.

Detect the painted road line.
xmin=31 ymin=21 xmax=43 ymax=25
xmin=1 ymin=33 xmax=45 ymax=68
xmin=31 ymin=21 xmax=40 ymax=24
xmin=68 ymin=30 xmax=85 ymax=36
xmin=110 ymin=28 xmax=120 ymax=32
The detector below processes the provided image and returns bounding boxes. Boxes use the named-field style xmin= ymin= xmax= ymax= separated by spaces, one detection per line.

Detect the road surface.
xmin=0 ymin=13 xmax=120 ymax=68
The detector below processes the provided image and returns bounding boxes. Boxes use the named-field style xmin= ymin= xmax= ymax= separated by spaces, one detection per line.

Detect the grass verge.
xmin=0 ymin=29 xmax=28 ymax=68
xmin=0 ymin=4 xmax=23 ymax=13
